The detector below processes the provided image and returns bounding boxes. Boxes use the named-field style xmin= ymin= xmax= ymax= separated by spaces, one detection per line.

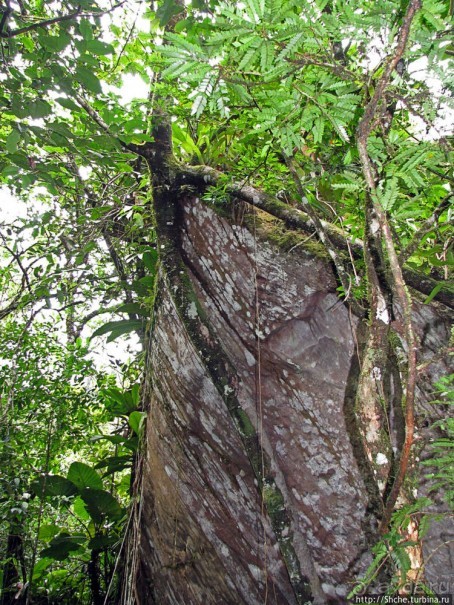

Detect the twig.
xmin=417 ymin=347 xmax=454 ymax=373
xmin=285 ymin=155 xmax=365 ymax=316
xmin=399 ymin=194 xmax=452 ymax=264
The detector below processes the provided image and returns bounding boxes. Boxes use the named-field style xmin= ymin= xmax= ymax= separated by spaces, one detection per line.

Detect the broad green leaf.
xmin=91 ymin=434 xmax=128 ymax=445
xmin=67 ymin=462 xmax=103 ymax=491
xmin=38 ymin=524 xmax=61 ymax=541
xmin=75 ymin=66 xmax=102 ymax=94
xmin=55 ymin=97 xmax=80 ymax=111
xmin=129 ymin=410 xmax=147 ymax=435
xmin=116 ymin=302 xmax=149 ymax=317
xmin=131 ymin=383 xmax=140 ymax=406
xmin=94 ymin=455 xmax=133 ymax=474
xmin=91 ymin=319 xmax=143 ymax=341
xmin=6 ymin=130 xmax=20 ymax=153
xmin=2 ymin=165 xmax=20 ymax=177
xmin=32 ymin=558 xmax=53 ymax=580
xmin=88 ymin=534 xmax=118 ymax=549
xmin=38 ymin=32 xmax=71 ymax=52
xmin=80 ymin=488 xmax=123 ymax=523
xmin=142 ymin=249 xmax=158 ymax=272
xmin=40 ymin=533 xmax=86 ymax=561
xmin=73 ymin=496 xmax=91 ymax=521
xmin=86 ymin=40 xmax=114 ymax=55
xmin=101 ymin=386 xmax=137 ymax=415
xmin=29 ymin=99 xmax=52 ymax=119
xmin=156 ymin=0 xmax=184 ymax=26
xmin=79 ymin=19 xmax=94 ymax=41
xmin=32 ymin=475 xmax=78 ymax=498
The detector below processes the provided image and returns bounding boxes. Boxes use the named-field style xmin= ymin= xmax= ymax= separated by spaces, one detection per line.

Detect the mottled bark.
xmin=134 ymin=194 xmax=452 ymax=604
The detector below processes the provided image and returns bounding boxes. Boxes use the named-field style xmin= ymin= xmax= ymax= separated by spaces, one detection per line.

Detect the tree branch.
xmin=0 ymin=1 xmax=127 ymax=38
xmin=177 ymin=163 xmax=453 ymax=309
xmin=356 ymin=0 xmax=422 ymax=534
xmin=73 ymin=93 xmax=143 ymax=155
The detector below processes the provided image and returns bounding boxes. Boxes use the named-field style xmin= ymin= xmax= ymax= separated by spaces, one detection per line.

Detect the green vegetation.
xmin=0 ymin=0 xmax=452 ymax=601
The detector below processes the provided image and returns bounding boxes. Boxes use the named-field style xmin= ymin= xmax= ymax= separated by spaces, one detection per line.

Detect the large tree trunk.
xmin=134 ymin=194 xmax=452 ymax=604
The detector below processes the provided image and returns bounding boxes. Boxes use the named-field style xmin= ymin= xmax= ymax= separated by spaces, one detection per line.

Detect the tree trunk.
xmin=133 ymin=193 xmax=453 ymax=604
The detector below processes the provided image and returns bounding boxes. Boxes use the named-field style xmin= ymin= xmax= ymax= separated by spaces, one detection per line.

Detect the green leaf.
xmin=67 ymin=462 xmax=103 ymax=491
xmin=55 ymin=97 xmax=80 ymax=111
xmin=73 ymin=496 xmax=91 ymax=521
xmin=75 ymin=66 xmax=103 ymax=94
xmin=86 ymin=40 xmax=115 ymax=55
xmin=40 ymin=533 xmax=85 ymax=561
xmin=6 ymin=130 xmax=20 ymax=153
xmin=32 ymin=558 xmax=53 ymax=580
xmin=156 ymin=0 xmax=184 ymax=26
xmin=129 ymin=410 xmax=147 ymax=435
xmin=80 ymin=488 xmax=123 ymax=524
xmin=2 ymin=165 xmax=20 ymax=177
xmin=94 ymin=455 xmax=133 ymax=474
xmin=91 ymin=319 xmax=143 ymax=341
xmin=131 ymin=383 xmax=140 ymax=406
xmin=79 ymin=19 xmax=94 ymax=41
xmin=116 ymin=302 xmax=149 ymax=317
xmin=91 ymin=434 xmax=128 ymax=445
xmin=88 ymin=534 xmax=118 ymax=549
xmin=29 ymin=99 xmax=52 ymax=119
xmin=38 ymin=524 xmax=61 ymax=541
xmin=101 ymin=386 xmax=137 ymax=415
xmin=424 ymin=282 xmax=443 ymax=304
xmin=142 ymin=249 xmax=158 ymax=272
xmin=32 ymin=475 xmax=78 ymax=498
xmin=38 ymin=32 xmax=71 ymax=52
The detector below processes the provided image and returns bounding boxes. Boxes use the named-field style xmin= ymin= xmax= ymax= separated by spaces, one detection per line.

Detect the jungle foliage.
xmin=0 ymin=0 xmax=453 ymax=602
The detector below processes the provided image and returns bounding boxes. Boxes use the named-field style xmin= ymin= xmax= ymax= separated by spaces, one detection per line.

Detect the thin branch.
xmin=0 ymin=231 xmax=32 ymax=293
xmin=1 ymin=7 xmax=83 ymax=37
xmin=399 ymin=194 xmax=452 ymax=264
xmin=0 ymin=1 xmax=127 ymax=38
xmin=285 ymin=155 xmax=365 ymax=316
xmin=357 ymin=0 xmax=422 ymax=187
xmin=417 ymin=347 xmax=454 ymax=373
xmin=73 ymin=93 xmax=143 ymax=155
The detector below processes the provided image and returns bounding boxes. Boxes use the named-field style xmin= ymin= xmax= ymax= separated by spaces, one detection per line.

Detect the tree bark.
xmin=131 ymin=190 xmax=453 ymax=604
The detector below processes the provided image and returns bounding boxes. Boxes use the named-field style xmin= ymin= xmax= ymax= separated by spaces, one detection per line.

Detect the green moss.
xmin=243 ymin=210 xmax=330 ymax=260
xmin=233 ymin=408 xmax=256 ymax=438
xmin=262 ymin=482 xmax=285 ymax=515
